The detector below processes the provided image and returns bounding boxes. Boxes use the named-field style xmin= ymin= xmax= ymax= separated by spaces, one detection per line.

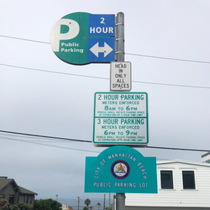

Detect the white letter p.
xmin=50 ymin=19 xmax=80 ymax=52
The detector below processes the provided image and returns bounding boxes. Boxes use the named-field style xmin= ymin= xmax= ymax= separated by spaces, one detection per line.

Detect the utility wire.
xmin=0 ymin=130 xmax=209 ymax=153
xmin=0 ymin=133 xmax=68 ymax=143
xmin=1 ymin=34 xmax=210 ymax=64
xmin=0 ymin=136 xmax=100 ymax=153
xmin=146 ymin=145 xmax=209 ymax=152
xmin=0 ymin=130 xmax=90 ymax=143
xmin=0 ymin=63 xmax=107 ymax=80
xmin=126 ymin=53 xmax=210 ymax=64
xmin=0 ymin=35 xmax=49 ymax=44
xmin=0 ymin=135 xmax=170 ymax=160
xmin=1 ymin=63 xmax=210 ymax=90
xmin=132 ymin=79 xmax=210 ymax=89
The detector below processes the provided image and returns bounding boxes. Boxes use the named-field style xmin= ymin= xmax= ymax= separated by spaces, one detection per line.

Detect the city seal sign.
xmin=84 ymin=146 xmax=157 ymax=193
xmin=111 ymin=160 xmax=130 ymax=180
xmin=50 ymin=12 xmax=115 ymax=65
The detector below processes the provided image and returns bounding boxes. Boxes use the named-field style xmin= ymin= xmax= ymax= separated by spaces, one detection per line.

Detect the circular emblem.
xmin=111 ymin=160 xmax=130 ymax=180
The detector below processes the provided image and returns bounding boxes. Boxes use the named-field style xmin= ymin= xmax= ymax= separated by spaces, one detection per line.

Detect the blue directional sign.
xmin=85 ymin=146 xmax=157 ymax=193
xmin=88 ymin=14 xmax=115 ymax=62
xmin=88 ymin=38 xmax=115 ymax=62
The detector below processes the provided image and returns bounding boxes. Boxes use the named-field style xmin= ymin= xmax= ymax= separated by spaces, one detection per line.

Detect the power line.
xmin=132 ymin=79 xmax=210 ymax=89
xmin=0 ymin=136 xmax=100 ymax=153
xmin=0 ymin=135 xmax=170 ymax=160
xmin=126 ymin=53 xmax=210 ymax=64
xmin=1 ymin=63 xmax=210 ymax=90
xmin=1 ymin=34 xmax=210 ymax=64
xmin=146 ymin=145 xmax=209 ymax=152
xmin=0 ymin=130 xmax=209 ymax=153
xmin=0 ymin=35 xmax=49 ymax=44
xmin=0 ymin=63 xmax=108 ymax=80
xmin=0 ymin=130 xmax=90 ymax=143
xmin=0 ymin=133 xmax=68 ymax=143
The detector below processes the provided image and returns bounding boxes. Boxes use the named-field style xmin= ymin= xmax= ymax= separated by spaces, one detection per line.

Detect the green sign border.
xmin=93 ymin=92 xmax=149 ymax=146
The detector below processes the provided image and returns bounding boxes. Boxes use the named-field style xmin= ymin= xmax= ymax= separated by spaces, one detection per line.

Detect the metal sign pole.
xmin=116 ymin=12 xmax=124 ymax=62
xmin=115 ymin=12 xmax=125 ymax=210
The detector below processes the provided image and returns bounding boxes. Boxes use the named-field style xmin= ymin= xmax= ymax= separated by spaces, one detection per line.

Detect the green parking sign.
xmin=85 ymin=146 xmax=157 ymax=193
xmin=50 ymin=12 xmax=115 ymax=65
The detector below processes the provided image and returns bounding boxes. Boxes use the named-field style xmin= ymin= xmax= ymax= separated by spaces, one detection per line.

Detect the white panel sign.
xmin=94 ymin=118 xmax=148 ymax=143
xmin=110 ymin=62 xmax=131 ymax=91
xmin=93 ymin=92 xmax=148 ymax=146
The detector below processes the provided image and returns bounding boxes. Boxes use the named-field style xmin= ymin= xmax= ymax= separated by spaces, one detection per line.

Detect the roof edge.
xmin=201 ymin=152 xmax=210 ymax=158
xmin=0 ymin=179 xmax=20 ymax=192
xmin=157 ymin=159 xmax=210 ymax=167
xmin=18 ymin=186 xmax=38 ymax=195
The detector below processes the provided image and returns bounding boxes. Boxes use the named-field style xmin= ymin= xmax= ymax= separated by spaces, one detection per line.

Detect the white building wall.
xmin=125 ymin=161 xmax=210 ymax=208
xmin=61 ymin=204 xmax=69 ymax=210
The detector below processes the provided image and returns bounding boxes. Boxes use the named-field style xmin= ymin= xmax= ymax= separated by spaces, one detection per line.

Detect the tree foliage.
xmin=84 ymin=199 xmax=91 ymax=207
xmin=34 ymin=199 xmax=61 ymax=210
xmin=13 ymin=203 xmax=31 ymax=210
xmin=97 ymin=202 xmax=101 ymax=210
xmin=83 ymin=207 xmax=88 ymax=210
xmin=0 ymin=200 xmax=11 ymax=210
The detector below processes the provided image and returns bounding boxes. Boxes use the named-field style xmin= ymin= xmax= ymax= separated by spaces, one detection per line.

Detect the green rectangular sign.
xmin=85 ymin=146 xmax=157 ymax=193
xmin=93 ymin=92 xmax=149 ymax=146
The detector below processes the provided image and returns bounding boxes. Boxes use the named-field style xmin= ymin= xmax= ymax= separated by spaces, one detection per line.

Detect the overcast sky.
xmin=1 ymin=0 xmax=210 ymax=200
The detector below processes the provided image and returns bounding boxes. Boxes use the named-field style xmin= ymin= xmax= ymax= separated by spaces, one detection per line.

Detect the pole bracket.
xmin=116 ymin=23 xmax=124 ymax=26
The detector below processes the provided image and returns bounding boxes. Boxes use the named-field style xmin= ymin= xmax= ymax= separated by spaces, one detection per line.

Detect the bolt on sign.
xmin=93 ymin=92 xmax=149 ymax=146
xmin=50 ymin=12 xmax=115 ymax=65
xmin=85 ymin=146 xmax=157 ymax=193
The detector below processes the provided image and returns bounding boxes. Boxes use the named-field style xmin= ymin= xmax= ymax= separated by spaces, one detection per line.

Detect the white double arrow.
xmin=90 ymin=42 xmax=113 ymax=57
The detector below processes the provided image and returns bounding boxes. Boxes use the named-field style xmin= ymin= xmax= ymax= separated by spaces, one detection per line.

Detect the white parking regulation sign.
xmin=93 ymin=92 xmax=148 ymax=146
xmin=110 ymin=62 xmax=131 ymax=91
